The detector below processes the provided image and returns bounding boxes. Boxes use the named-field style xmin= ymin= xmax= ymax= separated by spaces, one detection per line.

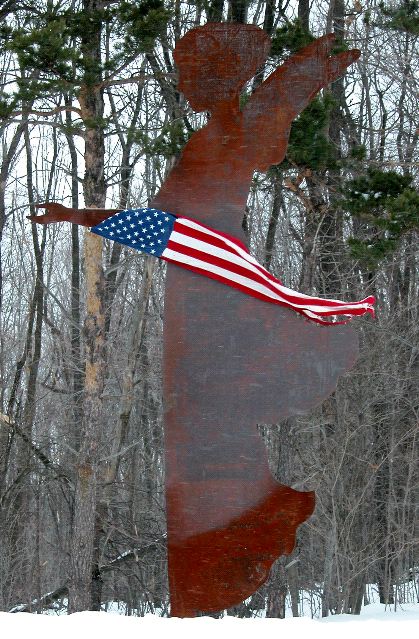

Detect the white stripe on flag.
xmin=161 ymin=247 xmax=362 ymax=319
xmin=170 ymin=224 xmax=372 ymax=315
xmin=176 ymin=217 xmax=372 ymax=309
xmin=176 ymin=217 xmax=262 ymax=268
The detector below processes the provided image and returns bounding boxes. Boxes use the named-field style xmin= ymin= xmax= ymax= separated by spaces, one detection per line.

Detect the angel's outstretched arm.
xmin=243 ymin=34 xmax=360 ymax=169
xmin=28 ymin=203 xmax=121 ymax=226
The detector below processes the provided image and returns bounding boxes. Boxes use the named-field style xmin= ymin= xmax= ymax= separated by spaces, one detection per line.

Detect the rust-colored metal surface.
xmin=151 ymin=23 xmax=360 ymax=617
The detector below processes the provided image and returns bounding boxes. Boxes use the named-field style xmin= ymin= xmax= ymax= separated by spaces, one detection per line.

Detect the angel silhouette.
xmin=30 ymin=23 xmax=368 ymax=616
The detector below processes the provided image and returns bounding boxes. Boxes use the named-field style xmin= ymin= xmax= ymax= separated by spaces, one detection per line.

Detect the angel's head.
xmin=174 ymin=23 xmax=271 ymax=112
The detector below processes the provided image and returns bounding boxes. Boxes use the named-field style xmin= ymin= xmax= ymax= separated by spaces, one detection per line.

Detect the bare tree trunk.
xmin=288 ymin=561 xmax=300 ymax=617
xmin=320 ymin=0 xmax=346 ymax=298
xmin=230 ymin=0 xmax=248 ymax=23
xmin=7 ymin=122 xmax=48 ymax=606
xmin=299 ymin=176 xmax=325 ymax=294
xmin=264 ymin=168 xmax=283 ymax=270
xmin=298 ymin=0 xmax=310 ymax=30
xmin=104 ymin=73 xmax=145 ymax=334
xmin=68 ymin=0 xmax=106 ymax=613
xmin=321 ymin=519 xmax=337 ymax=617
xmin=266 ymin=561 xmax=287 ymax=618
xmin=64 ymin=95 xmax=84 ymax=453
xmin=0 ymin=122 xmax=26 ymax=309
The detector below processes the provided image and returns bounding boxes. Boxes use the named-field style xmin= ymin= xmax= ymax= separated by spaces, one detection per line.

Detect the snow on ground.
xmin=1 ymin=602 xmax=418 ymax=639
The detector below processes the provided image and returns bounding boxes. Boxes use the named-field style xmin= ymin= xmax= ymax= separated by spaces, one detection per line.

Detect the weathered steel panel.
xmin=153 ymin=23 xmax=360 ymax=616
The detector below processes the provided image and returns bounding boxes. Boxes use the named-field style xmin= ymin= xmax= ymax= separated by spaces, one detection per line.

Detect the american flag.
xmin=91 ymin=207 xmax=375 ymax=325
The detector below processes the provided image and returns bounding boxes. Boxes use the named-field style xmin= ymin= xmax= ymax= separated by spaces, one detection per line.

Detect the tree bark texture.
xmin=68 ymin=0 xmax=106 ymax=613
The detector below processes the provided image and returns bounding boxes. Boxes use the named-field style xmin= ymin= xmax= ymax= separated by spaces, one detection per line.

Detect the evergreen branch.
xmin=0 ymin=0 xmax=18 ymax=20
xmin=103 ymin=51 xmax=146 ymax=83
xmin=145 ymin=51 xmax=177 ymax=111
xmin=6 ymin=118 xmax=84 ymax=135
xmin=10 ymin=105 xmax=82 ymax=118
xmin=101 ymin=72 xmax=174 ymax=88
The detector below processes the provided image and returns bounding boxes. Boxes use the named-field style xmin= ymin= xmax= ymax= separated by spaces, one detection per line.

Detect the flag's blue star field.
xmin=91 ymin=208 xmax=176 ymax=257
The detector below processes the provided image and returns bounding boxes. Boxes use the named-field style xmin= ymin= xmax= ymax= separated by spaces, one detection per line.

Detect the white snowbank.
xmin=1 ymin=603 xmax=418 ymax=639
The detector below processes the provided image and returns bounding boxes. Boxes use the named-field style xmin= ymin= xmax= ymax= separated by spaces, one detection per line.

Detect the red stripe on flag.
xmin=167 ymin=231 xmax=375 ymax=318
xmin=176 ymin=217 xmax=251 ymax=254
xmin=162 ymin=253 xmax=355 ymax=325
xmin=174 ymin=218 xmax=285 ymax=286
xmin=163 ymin=245 xmax=372 ymax=324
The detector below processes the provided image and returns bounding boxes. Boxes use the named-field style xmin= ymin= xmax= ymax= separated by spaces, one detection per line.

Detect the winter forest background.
xmin=0 ymin=0 xmax=418 ymax=619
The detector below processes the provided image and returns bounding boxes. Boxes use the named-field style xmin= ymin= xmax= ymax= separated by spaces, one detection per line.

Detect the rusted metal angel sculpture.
xmin=30 ymin=23 xmax=364 ymax=617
